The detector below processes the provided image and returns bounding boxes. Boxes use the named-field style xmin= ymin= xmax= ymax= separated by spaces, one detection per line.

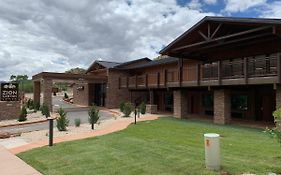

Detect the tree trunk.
xmin=91 ymin=123 xmax=94 ymax=130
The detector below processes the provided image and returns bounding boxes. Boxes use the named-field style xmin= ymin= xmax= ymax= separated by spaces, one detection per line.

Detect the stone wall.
xmin=42 ymin=79 xmax=53 ymax=111
xmin=106 ymin=70 xmax=130 ymax=108
xmin=73 ymin=83 xmax=89 ymax=106
xmin=173 ymin=90 xmax=188 ymax=119
xmin=0 ymin=101 xmax=21 ymax=120
xmin=214 ymin=89 xmax=231 ymax=124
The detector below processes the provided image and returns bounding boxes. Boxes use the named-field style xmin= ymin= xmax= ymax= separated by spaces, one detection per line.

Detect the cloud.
xmin=203 ymin=0 xmax=217 ymax=5
xmin=260 ymin=1 xmax=281 ymax=18
xmin=223 ymin=0 xmax=267 ymax=13
xmin=0 ymin=0 xmax=217 ymax=80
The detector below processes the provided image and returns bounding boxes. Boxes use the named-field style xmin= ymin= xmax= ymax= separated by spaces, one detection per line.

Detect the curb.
xmin=0 ymin=119 xmax=48 ymax=128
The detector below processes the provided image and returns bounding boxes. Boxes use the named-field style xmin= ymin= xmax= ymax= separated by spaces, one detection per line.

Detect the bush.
xmin=119 ymin=101 xmax=125 ymax=112
xmin=88 ymin=105 xmax=100 ymax=130
xmin=56 ymin=108 xmax=69 ymax=131
xmin=265 ymin=108 xmax=281 ymax=146
xmin=64 ymin=92 xmax=69 ymax=99
xmin=139 ymin=102 xmax=146 ymax=115
xmin=74 ymin=118 xmax=81 ymax=127
xmin=26 ymin=99 xmax=34 ymax=109
xmin=18 ymin=106 xmax=27 ymax=122
xmin=122 ymin=102 xmax=134 ymax=117
xmin=33 ymin=102 xmax=40 ymax=112
xmin=40 ymin=103 xmax=50 ymax=118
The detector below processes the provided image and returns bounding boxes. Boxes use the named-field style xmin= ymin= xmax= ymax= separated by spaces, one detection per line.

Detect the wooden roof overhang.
xmin=160 ymin=16 xmax=281 ymax=61
xmin=32 ymin=72 xmax=107 ymax=83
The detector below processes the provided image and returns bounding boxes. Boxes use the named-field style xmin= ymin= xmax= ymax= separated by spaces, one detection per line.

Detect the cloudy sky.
xmin=1 ymin=0 xmax=281 ymax=80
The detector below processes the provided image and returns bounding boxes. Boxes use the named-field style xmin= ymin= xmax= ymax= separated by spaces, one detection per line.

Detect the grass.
xmin=18 ymin=117 xmax=281 ymax=175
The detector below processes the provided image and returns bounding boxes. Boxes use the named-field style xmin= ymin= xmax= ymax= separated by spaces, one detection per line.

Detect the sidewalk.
xmin=10 ymin=115 xmax=159 ymax=154
xmin=0 ymin=145 xmax=41 ymax=175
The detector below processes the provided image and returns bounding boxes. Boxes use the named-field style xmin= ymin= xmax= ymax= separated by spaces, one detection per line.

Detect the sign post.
xmin=48 ymin=117 xmax=54 ymax=146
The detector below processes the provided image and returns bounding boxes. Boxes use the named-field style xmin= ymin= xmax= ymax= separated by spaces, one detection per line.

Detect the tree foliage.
xmin=88 ymin=105 xmax=100 ymax=130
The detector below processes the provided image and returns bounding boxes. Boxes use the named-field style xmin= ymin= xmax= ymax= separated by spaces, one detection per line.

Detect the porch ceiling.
xmin=32 ymin=72 xmax=107 ymax=83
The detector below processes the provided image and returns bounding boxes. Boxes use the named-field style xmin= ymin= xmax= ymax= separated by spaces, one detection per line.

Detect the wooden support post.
xmin=277 ymin=53 xmax=281 ymax=84
xmin=178 ymin=58 xmax=183 ymax=87
xmin=197 ymin=64 xmax=201 ymax=86
xmin=126 ymin=77 xmax=129 ymax=88
xmin=218 ymin=60 xmax=222 ymax=85
xmin=118 ymin=77 xmax=121 ymax=89
xmin=157 ymin=72 xmax=160 ymax=88
xmin=145 ymin=74 xmax=148 ymax=88
xmin=244 ymin=57 xmax=248 ymax=84
xmin=164 ymin=69 xmax=167 ymax=87
xmin=135 ymin=75 xmax=138 ymax=89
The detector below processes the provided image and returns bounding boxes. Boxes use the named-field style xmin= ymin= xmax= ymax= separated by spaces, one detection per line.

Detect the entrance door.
xmin=261 ymin=95 xmax=274 ymax=122
xmin=94 ymin=83 xmax=106 ymax=107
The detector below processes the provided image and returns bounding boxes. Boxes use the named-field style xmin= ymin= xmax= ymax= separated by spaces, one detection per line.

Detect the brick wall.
xmin=173 ymin=90 xmax=188 ymax=118
xmin=73 ymin=83 xmax=89 ymax=106
xmin=106 ymin=70 xmax=130 ymax=108
xmin=0 ymin=101 xmax=21 ymax=120
xmin=42 ymin=79 xmax=52 ymax=111
xmin=214 ymin=89 xmax=231 ymax=124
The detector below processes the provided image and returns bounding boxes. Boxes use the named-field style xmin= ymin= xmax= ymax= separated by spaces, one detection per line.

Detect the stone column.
xmin=42 ymin=79 xmax=53 ymax=111
xmin=173 ymin=90 xmax=188 ymax=119
xmin=33 ymin=81 xmax=41 ymax=104
xmin=214 ymin=89 xmax=231 ymax=124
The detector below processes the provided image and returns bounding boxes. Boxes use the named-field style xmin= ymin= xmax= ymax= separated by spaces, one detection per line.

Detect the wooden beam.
xmin=197 ymin=64 xmax=201 ymax=86
xmin=172 ymin=25 xmax=272 ymax=52
xmin=218 ymin=60 xmax=222 ymax=85
xmin=157 ymin=72 xmax=160 ymax=88
xmin=118 ymin=77 xmax=121 ymax=89
xmin=198 ymin=30 xmax=209 ymax=41
xmin=135 ymin=75 xmax=137 ymax=89
xmin=178 ymin=58 xmax=183 ymax=87
xmin=211 ymin=23 xmax=222 ymax=39
xmin=126 ymin=77 xmax=129 ymax=88
xmin=181 ymin=33 xmax=272 ymax=55
xmin=164 ymin=69 xmax=167 ymax=87
xmin=145 ymin=74 xmax=148 ymax=88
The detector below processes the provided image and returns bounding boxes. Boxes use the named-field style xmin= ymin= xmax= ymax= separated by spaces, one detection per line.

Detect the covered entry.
xmin=32 ymin=72 xmax=107 ymax=111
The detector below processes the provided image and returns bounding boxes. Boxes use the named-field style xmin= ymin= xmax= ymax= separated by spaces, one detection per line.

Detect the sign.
xmin=0 ymin=83 xmax=19 ymax=101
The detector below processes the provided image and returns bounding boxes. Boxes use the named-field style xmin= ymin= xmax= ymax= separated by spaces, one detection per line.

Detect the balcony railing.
xmin=119 ymin=53 xmax=281 ymax=89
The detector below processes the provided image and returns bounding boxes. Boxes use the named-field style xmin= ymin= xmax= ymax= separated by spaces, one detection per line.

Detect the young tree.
xmin=56 ymin=108 xmax=69 ymax=131
xmin=88 ymin=105 xmax=100 ymax=130
xmin=18 ymin=106 xmax=27 ymax=122
xmin=40 ymin=103 xmax=50 ymax=118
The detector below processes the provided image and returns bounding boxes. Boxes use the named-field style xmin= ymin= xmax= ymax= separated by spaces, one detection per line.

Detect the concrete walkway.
xmin=10 ymin=115 xmax=159 ymax=154
xmin=0 ymin=145 xmax=41 ymax=175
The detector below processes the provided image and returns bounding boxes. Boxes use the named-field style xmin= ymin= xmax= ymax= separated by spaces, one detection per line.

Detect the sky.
xmin=1 ymin=0 xmax=281 ymax=80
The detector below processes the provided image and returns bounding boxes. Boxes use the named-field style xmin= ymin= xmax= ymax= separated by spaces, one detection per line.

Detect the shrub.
xmin=18 ymin=106 xmax=27 ymax=122
xmin=265 ymin=108 xmax=281 ymax=146
xmin=139 ymin=102 xmax=146 ymax=115
xmin=119 ymin=101 xmax=125 ymax=112
xmin=56 ymin=108 xmax=69 ymax=131
xmin=122 ymin=102 xmax=134 ymax=117
xmin=26 ymin=99 xmax=34 ymax=109
xmin=40 ymin=103 xmax=50 ymax=118
xmin=64 ymin=92 xmax=69 ymax=99
xmin=33 ymin=102 xmax=40 ymax=112
xmin=74 ymin=118 xmax=81 ymax=127
xmin=88 ymin=105 xmax=100 ymax=130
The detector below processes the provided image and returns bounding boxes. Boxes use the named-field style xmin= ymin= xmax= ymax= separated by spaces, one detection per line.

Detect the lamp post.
xmin=48 ymin=117 xmax=54 ymax=146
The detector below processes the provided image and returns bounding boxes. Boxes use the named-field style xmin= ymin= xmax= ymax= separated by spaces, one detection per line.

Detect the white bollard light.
xmin=204 ymin=133 xmax=220 ymax=171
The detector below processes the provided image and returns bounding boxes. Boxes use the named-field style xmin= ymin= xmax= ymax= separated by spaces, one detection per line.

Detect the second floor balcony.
xmin=119 ymin=53 xmax=281 ymax=89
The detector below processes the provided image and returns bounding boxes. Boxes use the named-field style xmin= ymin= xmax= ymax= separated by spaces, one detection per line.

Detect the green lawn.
xmin=18 ymin=117 xmax=281 ymax=175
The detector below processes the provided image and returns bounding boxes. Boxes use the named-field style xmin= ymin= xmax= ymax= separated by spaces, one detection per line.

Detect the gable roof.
xmin=114 ymin=57 xmax=151 ymax=69
xmin=125 ymin=57 xmax=178 ymax=69
xmin=159 ymin=16 xmax=281 ymax=58
xmin=86 ymin=60 xmax=121 ymax=73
